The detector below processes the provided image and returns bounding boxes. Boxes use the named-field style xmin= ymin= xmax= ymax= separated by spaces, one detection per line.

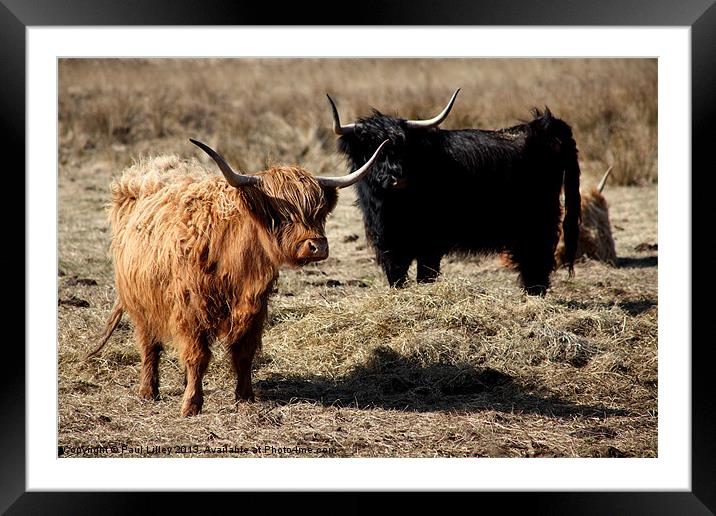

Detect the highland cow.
xmin=87 ymin=138 xmax=388 ymax=416
xmin=328 ymin=90 xmax=581 ymax=295
xmin=555 ymin=167 xmax=617 ymax=267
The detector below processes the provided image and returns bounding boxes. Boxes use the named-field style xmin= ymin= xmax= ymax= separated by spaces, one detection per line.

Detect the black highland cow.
xmin=328 ymin=89 xmax=581 ymax=296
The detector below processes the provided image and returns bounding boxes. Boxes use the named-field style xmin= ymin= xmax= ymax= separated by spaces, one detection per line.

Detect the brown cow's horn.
xmin=190 ymin=139 xmax=262 ymax=188
xmin=327 ymin=94 xmax=356 ymax=135
xmin=317 ymin=139 xmax=390 ymax=189
xmin=405 ymin=88 xmax=460 ymax=129
xmin=598 ymin=165 xmax=613 ymax=193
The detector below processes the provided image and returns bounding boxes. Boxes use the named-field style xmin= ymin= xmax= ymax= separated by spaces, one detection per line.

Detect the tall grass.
xmin=59 ymin=58 xmax=657 ymax=185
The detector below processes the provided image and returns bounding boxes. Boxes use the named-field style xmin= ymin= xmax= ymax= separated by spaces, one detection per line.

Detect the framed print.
xmin=7 ymin=0 xmax=716 ymax=513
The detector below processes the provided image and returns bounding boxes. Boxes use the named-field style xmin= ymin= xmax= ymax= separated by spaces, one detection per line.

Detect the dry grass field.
xmin=58 ymin=58 xmax=657 ymax=458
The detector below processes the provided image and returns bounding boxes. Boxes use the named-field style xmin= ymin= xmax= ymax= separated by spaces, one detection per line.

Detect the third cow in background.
xmin=555 ymin=166 xmax=617 ymax=268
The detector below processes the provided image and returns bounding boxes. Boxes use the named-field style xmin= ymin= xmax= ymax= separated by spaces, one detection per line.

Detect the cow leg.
xmin=416 ymin=254 xmax=442 ymax=283
xmin=519 ymin=265 xmax=551 ymax=296
xmin=510 ymin=238 xmax=558 ymax=296
xmin=384 ymin=261 xmax=411 ymax=287
xmin=135 ymin=324 xmax=162 ymax=400
xmin=512 ymin=207 xmax=561 ymax=297
xmin=379 ymin=250 xmax=412 ymax=288
xmin=228 ymin=305 xmax=267 ymax=403
xmin=178 ymin=332 xmax=211 ymax=417
xmin=229 ymin=341 xmax=258 ymax=403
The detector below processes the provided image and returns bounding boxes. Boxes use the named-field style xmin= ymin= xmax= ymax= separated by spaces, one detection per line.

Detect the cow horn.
xmin=190 ymin=139 xmax=262 ymax=187
xmin=405 ymin=88 xmax=460 ymax=129
xmin=317 ymin=139 xmax=390 ymax=189
xmin=598 ymin=165 xmax=613 ymax=193
xmin=327 ymin=94 xmax=356 ymax=135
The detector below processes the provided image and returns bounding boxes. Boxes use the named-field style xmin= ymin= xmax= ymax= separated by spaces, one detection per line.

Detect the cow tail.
xmin=562 ymin=139 xmax=582 ymax=277
xmin=85 ymin=300 xmax=123 ymax=360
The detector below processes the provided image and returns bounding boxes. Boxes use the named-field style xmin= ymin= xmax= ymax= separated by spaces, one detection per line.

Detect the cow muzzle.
xmin=297 ymin=238 xmax=329 ymax=261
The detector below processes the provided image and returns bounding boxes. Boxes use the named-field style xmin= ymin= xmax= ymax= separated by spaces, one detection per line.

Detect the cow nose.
xmin=301 ymin=238 xmax=329 ymax=260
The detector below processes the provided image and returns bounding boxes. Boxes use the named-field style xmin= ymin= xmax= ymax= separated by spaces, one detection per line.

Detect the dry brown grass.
xmin=59 ymin=58 xmax=657 ymax=185
xmin=58 ymin=58 xmax=657 ymax=458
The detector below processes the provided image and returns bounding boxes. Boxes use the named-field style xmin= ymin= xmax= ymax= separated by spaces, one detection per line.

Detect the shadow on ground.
xmin=256 ymin=346 xmax=629 ymax=418
xmin=617 ymin=256 xmax=658 ymax=268
xmin=557 ymin=297 xmax=656 ymax=316
xmin=555 ymin=298 xmax=657 ymax=317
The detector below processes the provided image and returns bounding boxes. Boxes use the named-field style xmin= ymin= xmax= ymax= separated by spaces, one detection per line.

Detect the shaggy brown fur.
xmin=89 ymin=155 xmax=338 ymax=416
xmin=555 ymin=186 xmax=617 ymax=267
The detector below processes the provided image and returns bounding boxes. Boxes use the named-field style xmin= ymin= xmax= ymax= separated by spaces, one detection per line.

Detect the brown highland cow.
xmin=88 ymin=138 xmax=388 ymax=416
xmin=555 ymin=167 xmax=617 ymax=267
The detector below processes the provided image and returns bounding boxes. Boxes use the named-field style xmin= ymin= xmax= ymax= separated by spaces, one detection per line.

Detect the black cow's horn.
xmin=317 ymin=139 xmax=390 ymax=189
xmin=598 ymin=165 xmax=613 ymax=193
xmin=405 ymin=89 xmax=461 ymax=129
xmin=190 ymin=139 xmax=262 ymax=188
xmin=327 ymin=94 xmax=356 ymax=135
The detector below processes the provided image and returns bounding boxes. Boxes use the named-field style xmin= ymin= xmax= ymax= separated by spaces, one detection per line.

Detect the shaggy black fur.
xmin=337 ymin=106 xmax=581 ymax=296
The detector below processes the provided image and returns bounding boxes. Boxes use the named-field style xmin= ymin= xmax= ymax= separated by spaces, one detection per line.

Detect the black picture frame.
xmin=5 ymin=0 xmax=714 ymax=513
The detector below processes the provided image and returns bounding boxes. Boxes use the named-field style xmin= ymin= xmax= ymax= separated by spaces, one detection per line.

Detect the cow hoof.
xmin=524 ymin=285 xmax=547 ymax=297
xmin=138 ymin=387 xmax=159 ymax=400
xmin=235 ymin=390 xmax=256 ymax=403
xmin=181 ymin=400 xmax=203 ymax=417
